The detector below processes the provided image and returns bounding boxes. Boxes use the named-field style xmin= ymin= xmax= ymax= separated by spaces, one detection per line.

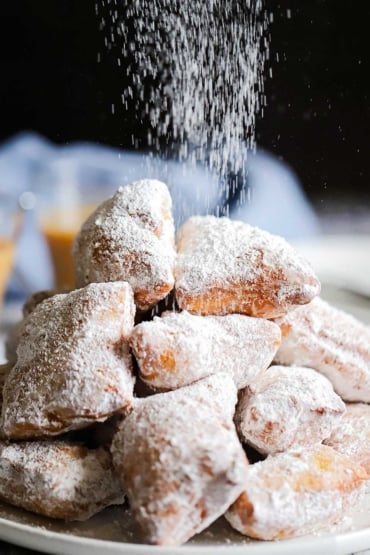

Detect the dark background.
xmin=0 ymin=0 xmax=369 ymax=208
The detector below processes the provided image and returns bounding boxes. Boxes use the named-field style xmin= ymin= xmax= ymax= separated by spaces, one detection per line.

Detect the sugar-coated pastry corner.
xmin=73 ymin=180 xmax=176 ymax=311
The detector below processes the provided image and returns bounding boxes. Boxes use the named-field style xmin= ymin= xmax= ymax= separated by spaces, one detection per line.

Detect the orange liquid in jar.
xmin=0 ymin=238 xmax=15 ymax=309
xmin=40 ymin=205 xmax=95 ymax=291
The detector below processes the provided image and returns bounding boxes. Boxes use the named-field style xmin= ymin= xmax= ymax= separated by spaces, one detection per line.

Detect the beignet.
xmin=73 ymin=180 xmax=176 ymax=311
xmin=1 ymin=282 xmax=135 ymax=439
xmin=111 ymin=373 xmax=248 ymax=545
xmin=130 ymin=310 xmax=281 ymax=390
xmin=274 ymin=297 xmax=370 ymax=402
xmin=175 ymin=216 xmax=320 ymax=318
xmin=235 ymin=365 xmax=345 ymax=455
xmin=0 ymin=440 xmax=124 ymax=520
xmin=225 ymin=444 xmax=366 ymax=540
xmin=324 ymin=402 xmax=370 ymax=476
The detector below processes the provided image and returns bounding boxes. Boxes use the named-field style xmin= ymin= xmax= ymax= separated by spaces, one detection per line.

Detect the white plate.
xmin=0 ymin=493 xmax=370 ymax=555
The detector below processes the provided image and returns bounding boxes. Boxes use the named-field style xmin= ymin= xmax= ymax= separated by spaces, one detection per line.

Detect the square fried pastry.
xmin=111 ymin=373 xmax=248 ymax=546
xmin=1 ymin=282 xmax=136 ymax=439
xmin=130 ymin=310 xmax=281 ymax=390
xmin=274 ymin=297 xmax=370 ymax=402
xmin=235 ymin=365 xmax=345 ymax=455
xmin=324 ymin=403 xmax=370 ymax=476
xmin=0 ymin=440 xmax=124 ymax=520
xmin=73 ymin=180 xmax=176 ymax=311
xmin=174 ymin=216 xmax=320 ymax=318
xmin=225 ymin=444 xmax=367 ymax=540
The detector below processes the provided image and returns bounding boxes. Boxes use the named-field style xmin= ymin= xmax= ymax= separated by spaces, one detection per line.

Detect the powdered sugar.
xmin=1 ymin=282 xmax=135 ymax=438
xmin=111 ymin=373 xmax=248 ymax=545
xmin=0 ymin=440 xmax=124 ymax=520
xmin=175 ymin=215 xmax=320 ymax=317
xmin=324 ymin=403 xmax=370 ymax=475
xmin=236 ymin=365 xmax=345 ymax=455
xmin=130 ymin=310 xmax=281 ymax=390
xmin=73 ymin=180 xmax=176 ymax=311
xmin=98 ymin=1 xmax=269 ymax=182
xmin=274 ymin=297 xmax=370 ymax=402
xmin=225 ymin=444 xmax=367 ymax=540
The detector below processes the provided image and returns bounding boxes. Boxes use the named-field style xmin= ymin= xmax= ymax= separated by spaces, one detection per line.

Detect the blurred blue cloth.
xmin=0 ymin=133 xmax=320 ymax=297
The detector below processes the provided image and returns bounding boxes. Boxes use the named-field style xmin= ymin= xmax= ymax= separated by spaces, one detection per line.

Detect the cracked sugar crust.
xmin=1 ymin=282 xmax=136 ymax=439
xmin=130 ymin=310 xmax=281 ymax=390
xmin=225 ymin=444 xmax=367 ymax=541
xmin=111 ymin=373 xmax=249 ymax=546
xmin=174 ymin=216 xmax=320 ymax=318
xmin=0 ymin=440 xmax=124 ymax=520
xmin=274 ymin=297 xmax=370 ymax=402
xmin=324 ymin=403 xmax=370 ymax=476
xmin=235 ymin=365 xmax=345 ymax=455
xmin=73 ymin=180 xmax=176 ymax=311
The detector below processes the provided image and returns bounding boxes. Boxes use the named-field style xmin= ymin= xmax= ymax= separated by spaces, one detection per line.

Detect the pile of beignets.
xmin=1 ymin=179 xmax=370 ymax=545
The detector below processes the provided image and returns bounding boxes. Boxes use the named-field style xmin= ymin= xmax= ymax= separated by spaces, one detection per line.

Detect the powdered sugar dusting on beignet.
xmin=73 ymin=180 xmax=176 ymax=311
xmin=111 ymin=373 xmax=248 ymax=545
xmin=274 ymin=297 xmax=370 ymax=402
xmin=130 ymin=310 xmax=281 ymax=390
xmin=235 ymin=365 xmax=345 ymax=455
xmin=324 ymin=403 xmax=370 ymax=476
xmin=175 ymin=216 xmax=320 ymax=318
xmin=225 ymin=444 xmax=367 ymax=540
xmin=0 ymin=440 xmax=124 ymax=520
xmin=1 ymin=282 xmax=136 ymax=439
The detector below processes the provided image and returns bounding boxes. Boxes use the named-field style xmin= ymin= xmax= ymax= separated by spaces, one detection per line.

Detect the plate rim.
xmin=0 ymin=511 xmax=370 ymax=555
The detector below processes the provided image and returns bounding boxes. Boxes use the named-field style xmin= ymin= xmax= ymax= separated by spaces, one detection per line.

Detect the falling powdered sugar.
xmin=96 ymin=0 xmax=270 ymax=189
